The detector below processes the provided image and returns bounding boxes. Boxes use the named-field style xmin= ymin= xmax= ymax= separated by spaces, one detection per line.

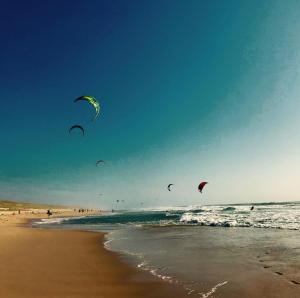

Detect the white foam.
xmin=179 ymin=203 xmax=300 ymax=230
xmin=137 ymin=261 xmax=147 ymax=268
xmin=103 ymin=237 xmax=114 ymax=250
xmin=148 ymin=268 xmax=173 ymax=283
xmin=199 ymin=281 xmax=228 ymax=298
xmin=35 ymin=217 xmax=69 ymax=225
xmin=34 ymin=215 xmax=90 ymax=226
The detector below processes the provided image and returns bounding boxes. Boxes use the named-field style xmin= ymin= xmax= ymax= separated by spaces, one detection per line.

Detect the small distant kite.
xmin=69 ymin=125 xmax=85 ymax=136
xmin=74 ymin=96 xmax=100 ymax=121
xmin=198 ymin=181 xmax=208 ymax=193
xmin=96 ymin=160 xmax=105 ymax=166
xmin=167 ymin=184 xmax=174 ymax=191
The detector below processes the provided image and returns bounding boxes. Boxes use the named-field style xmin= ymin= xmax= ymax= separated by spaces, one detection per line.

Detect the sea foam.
xmin=179 ymin=203 xmax=300 ymax=230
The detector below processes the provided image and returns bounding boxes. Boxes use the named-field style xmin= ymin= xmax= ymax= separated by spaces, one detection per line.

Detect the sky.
xmin=1 ymin=0 xmax=300 ymax=208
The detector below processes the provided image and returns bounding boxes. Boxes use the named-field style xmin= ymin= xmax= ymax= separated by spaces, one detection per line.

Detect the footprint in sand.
xmin=263 ymin=265 xmax=271 ymax=269
xmin=290 ymin=280 xmax=300 ymax=285
xmin=275 ymin=272 xmax=283 ymax=276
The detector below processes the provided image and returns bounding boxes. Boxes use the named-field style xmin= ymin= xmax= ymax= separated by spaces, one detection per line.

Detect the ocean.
xmin=35 ymin=202 xmax=300 ymax=297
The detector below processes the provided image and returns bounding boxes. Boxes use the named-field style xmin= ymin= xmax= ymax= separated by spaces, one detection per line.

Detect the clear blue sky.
xmin=1 ymin=0 xmax=300 ymax=208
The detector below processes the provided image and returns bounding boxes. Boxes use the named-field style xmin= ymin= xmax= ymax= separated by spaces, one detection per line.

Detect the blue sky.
xmin=1 ymin=0 xmax=300 ymax=208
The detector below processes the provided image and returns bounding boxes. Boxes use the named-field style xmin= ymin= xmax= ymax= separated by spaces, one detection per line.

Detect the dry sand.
xmin=0 ymin=212 xmax=186 ymax=298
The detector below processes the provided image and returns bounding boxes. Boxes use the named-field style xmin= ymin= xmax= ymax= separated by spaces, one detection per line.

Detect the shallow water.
xmin=107 ymin=226 xmax=300 ymax=296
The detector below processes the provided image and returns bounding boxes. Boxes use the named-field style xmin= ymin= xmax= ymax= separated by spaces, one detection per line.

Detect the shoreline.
xmin=2 ymin=210 xmax=299 ymax=298
xmin=0 ymin=212 xmax=187 ymax=298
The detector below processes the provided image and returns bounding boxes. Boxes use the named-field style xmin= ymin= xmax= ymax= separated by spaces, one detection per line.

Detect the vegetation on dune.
xmin=0 ymin=200 xmax=67 ymax=211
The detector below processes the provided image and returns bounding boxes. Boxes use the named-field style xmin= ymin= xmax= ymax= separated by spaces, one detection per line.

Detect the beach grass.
xmin=0 ymin=199 xmax=68 ymax=211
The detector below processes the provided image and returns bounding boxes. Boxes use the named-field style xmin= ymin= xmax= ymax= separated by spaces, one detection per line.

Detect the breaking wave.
xmin=179 ymin=203 xmax=300 ymax=230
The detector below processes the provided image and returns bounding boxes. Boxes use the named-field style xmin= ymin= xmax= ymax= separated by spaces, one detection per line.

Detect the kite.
xmin=69 ymin=125 xmax=85 ymax=136
xmin=74 ymin=96 xmax=100 ymax=120
xmin=198 ymin=181 xmax=208 ymax=193
xmin=167 ymin=184 xmax=174 ymax=191
xmin=96 ymin=160 xmax=105 ymax=166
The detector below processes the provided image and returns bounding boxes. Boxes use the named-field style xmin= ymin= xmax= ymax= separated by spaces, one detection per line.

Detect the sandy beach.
xmin=0 ymin=212 xmax=186 ymax=298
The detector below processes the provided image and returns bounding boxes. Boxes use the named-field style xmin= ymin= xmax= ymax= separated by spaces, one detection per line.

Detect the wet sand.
xmin=0 ymin=214 xmax=186 ymax=298
xmin=109 ymin=225 xmax=300 ymax=298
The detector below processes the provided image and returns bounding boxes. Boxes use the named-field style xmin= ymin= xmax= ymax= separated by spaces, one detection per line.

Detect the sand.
xmin=0 ymin=212 xmax=186 ymax=298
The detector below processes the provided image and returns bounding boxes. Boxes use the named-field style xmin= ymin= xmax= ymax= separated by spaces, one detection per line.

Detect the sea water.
xmin=36 ymin=202 xmax=300 ymax=297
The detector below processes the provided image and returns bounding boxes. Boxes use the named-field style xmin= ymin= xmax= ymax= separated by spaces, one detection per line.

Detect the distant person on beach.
xmin=47 ymin=209 xmax=52 ymax=216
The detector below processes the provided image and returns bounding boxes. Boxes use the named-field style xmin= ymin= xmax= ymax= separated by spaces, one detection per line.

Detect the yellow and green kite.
xmin=74 ymin=95 xmax=100 ymax=120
